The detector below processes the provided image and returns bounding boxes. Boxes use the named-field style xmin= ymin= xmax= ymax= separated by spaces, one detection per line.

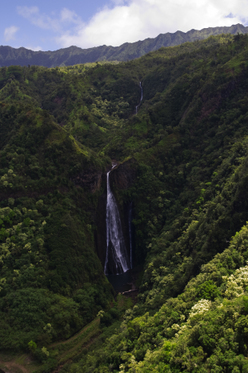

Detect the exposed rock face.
xmin=111 ymin=159 xmax=137 ymax=190
xmin=72 ymin=169 xmax=102 ymax=192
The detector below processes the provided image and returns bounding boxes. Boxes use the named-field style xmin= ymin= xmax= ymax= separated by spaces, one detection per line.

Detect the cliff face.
xmin=111 ymin=159 xmax=137 ymax=191
xmin=72 ymin=169 xmax=102 ymax=193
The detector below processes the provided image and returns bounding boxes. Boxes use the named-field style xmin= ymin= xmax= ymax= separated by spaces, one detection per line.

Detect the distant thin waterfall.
xmin=135 ymin=81 xmax=143 ymax=114
xmin=128 ymin=202 xmax=133 ymax=269
xmin=104 ymin=168 xmax=130 ymax=275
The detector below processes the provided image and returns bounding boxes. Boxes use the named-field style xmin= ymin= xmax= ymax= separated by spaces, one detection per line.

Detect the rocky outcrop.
xmin=72 ymin=169 xmax=102 ymax=192
xmin=111 ymin=158 xmax=137 ymax=190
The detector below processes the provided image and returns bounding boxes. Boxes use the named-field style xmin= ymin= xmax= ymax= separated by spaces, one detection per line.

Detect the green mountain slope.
xmin=0 ymin=24 xmax=247 ymax=67
xmin=1 ymin=33 xmax=248 ymax=371
xmin=0 ymin=84 xmax=113 ymax=351
xmin=67 ymin=34 xmax=248 ymax=372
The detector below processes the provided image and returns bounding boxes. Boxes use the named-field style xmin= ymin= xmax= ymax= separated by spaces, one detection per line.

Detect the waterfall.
xmin=104 ymin=168 xmax=130 ymax=275
xmin=128 ymin=202 xmax=133 ymax=269
xmin=135 ymin=81 xmax=143 ymax=115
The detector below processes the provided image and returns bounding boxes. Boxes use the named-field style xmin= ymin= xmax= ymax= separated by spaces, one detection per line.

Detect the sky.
xmin=1 ymin=0 xmax=248 ymax=51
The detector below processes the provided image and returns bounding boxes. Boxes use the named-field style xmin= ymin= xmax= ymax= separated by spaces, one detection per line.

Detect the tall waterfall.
xmin=104 ymin=168 xmax=130 ymax=275
xmin=135 ymin=81 xmax=143 ymax=115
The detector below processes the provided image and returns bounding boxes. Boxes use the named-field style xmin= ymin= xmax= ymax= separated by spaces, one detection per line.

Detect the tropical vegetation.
xmin=1 ymin=33 xmax=248 ymax=371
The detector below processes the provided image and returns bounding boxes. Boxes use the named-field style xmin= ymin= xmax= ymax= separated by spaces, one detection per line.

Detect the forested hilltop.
xmin=1 ymin=33 xmax=248 ymax=372
xmin=0 ymin=23 xmax=247 ymax=67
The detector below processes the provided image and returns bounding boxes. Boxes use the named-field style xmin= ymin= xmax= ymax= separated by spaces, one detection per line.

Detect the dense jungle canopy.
xmin=1 ymin=33 xmax=248 ymax=372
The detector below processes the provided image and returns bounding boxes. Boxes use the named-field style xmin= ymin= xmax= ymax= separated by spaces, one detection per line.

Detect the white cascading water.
xmin=104 ymin=168 xmax=130 ymax=275
xmin=135 ymin=81 xmax=143 ymax=114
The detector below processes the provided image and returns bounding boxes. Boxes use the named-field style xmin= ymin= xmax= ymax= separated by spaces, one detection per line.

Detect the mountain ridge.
xmin=0 ymin=23 xmax=247 ymax=67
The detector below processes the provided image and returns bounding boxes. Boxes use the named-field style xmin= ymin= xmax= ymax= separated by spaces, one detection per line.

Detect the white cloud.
xmin=17 ymin=6 xmax=81 ymax=33
xmin=17 ymin=1 xmax=248 ymax=50
xmin=17 ymin=6 xmax=39 ymax=18
xmin=17 ymin=6 xmax=60 ymax=31
xmin=4 ymin=26 xmax=19 ymax=42
xmin=60 ymin=8 xmax=81 ymax=24
xmin=57 ymin=0 xmax=248 ymax=48
xmin=25 ymin=45 xmax=43 ymax=51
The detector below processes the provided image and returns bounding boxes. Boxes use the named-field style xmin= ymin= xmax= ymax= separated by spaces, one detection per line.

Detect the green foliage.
xmin=196 ymin=280 xmax=220 ymax=300
xmin=52 ymin=34 xmax=248 ymax=372
xmin=28 ymin=340 xmax=37 ymax=354
xmin=0 ymin=66 xmax=114 ymax=353
xmin=69 ymin=224 xmax=248 ymax=372
xmin=2 ymin=33 xmax=248 ymax=373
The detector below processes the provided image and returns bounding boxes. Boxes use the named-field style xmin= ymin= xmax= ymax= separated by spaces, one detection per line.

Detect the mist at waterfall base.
xmin=104 ymin=169 xmax=134 ymax=293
